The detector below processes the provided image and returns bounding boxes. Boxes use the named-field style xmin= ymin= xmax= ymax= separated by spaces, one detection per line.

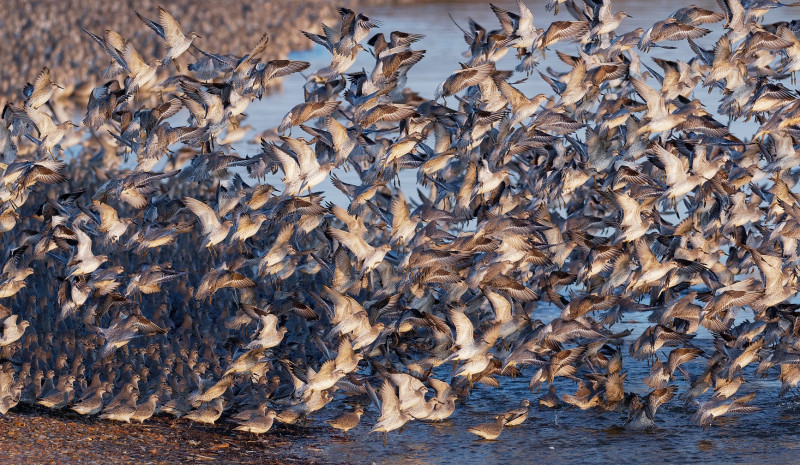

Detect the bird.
xmin=93 ymin=200 xmax=132 ymax=245
xmin=502 ymin=399 xmax=531 ymax=426
xmin=0 ymin=315 xmax=29 ymax=346
xmin=278 ymin=101 xmax=340 ymax=134
xmin=467 ymin=414 xmax=509 ymax=440
xmin=23 ymin=67 xmax=62 ymax=110
xmin=135 ymin=6 xmax=201 ymax=69
xmin=130 ymin=393 xmax=160 ymax=423
xmin=234 ymin=409 xmax=278 ymax=434
xmin=435 ymin=62 xmax=496 ymax=100
xmin=230 ymin=212 xmax=268 ymax=244
xmin=327 ymin=226 xmax=391 ymax=274
xmin=325 ymin=405 xmax=364 ymax=438
xmin=184 ymin=398 xmax=225 ymax=425
xmin=624 ymin=387 xmax=677 ymax=431
xmin=183 ymin=196 xmax=233 ymax=251
xmin=694 ymin=392 xmax=759 ymax=427
xmin=245 ymin=314 xmax=288 ymax=350
xmin=95 ymin=314 xmax=167 ymax=358
xmin=638 ymin=18 xmax=711 ymax=52
xmin=99 ymin=392 xmax=139 ymax=423
xmin=71 ymin=384 xmax=111 ymax=416
xmin=370 ymin=380 xmax=410 ymax=445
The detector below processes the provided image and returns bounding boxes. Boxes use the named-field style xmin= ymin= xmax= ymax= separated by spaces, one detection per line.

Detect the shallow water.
xmin=296 ymin=302 xmax=798 ymax=465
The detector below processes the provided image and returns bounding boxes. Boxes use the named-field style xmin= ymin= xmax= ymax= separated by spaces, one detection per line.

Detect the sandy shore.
xmin=1 ymin=405 xmax=342 ymax=465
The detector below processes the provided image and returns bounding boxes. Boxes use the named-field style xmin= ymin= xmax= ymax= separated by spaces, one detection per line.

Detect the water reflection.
xmin=282 ymin=301 xmax=796 ymax=464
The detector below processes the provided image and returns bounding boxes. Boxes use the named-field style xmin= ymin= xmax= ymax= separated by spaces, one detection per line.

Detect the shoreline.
xmin=1 ymin=403 xmax=345 ymax=464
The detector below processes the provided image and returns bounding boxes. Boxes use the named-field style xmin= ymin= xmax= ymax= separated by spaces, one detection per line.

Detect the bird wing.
xmin=667 ymin=347 xmax=702 ymax=374
xmin=158 ymin=7 xmax=186 ymax=46
xmin=517 ymin=0 xmax=535 ymax=33
xmin=32 ymin=67 xmax=52 ymax=96
xmin=325 ymin=286 xmax=363 ymax=321
xmin=104 ymin=29 xmax=126 ymax=52
xmin=335 ymin=338 xmax=356 ymax=363
xmin=449 ymin=308 xmax=474 ymax=348
xmin=135 ymin=11 xmax=165 ymax=39
xmin=379 ymin=380 xmax=399 ymax=415
xmin=93 ymin=200 xmax=120 ymax=229
xmin=658 ymin=20 xmax=711 ymax=41
xmin=325 ymin=116 xmax=352 ymax=153
xmin=260 ymin=314 xmax=279 ymax=336
xmin=82 ymin=28 xmax=128 ymax=71
xmin=183 ymin=196 xmax=222 ymax=236
xmin=485 ymin=289 xmax=512 ymax=324
xmin=21 ymin=162 xmax=67 ymax=187
xmin=327 ymin=227 xmax=372 ymax=260
xmin=428 ymin=377 xmax=452 ymax=401
xmin=245 ymin=32 xmax=271 ymax=61
xmin=122 ymin=42 xmax=148 ymax=75
xmin=268 ymin=143 xmax=300 ymax=182
xmin=25 ymin=107 xmax=54 ymax=135
xmin=307 ymin=100 xmax=342 ymax=121
xmin=541 ymin=21 xmax=590 ymax=47
xmin=633 ymin=238 xmax=658 ymax=269
xmin=262 ymin=60 xmax=311 ymax=81
xmin=73 ymin=228 xmax=95 ymax=261
xmin=3 ymin=315 xmax=18 ymax=330
xmin=128 ymin=314 xmax=167 ymax=335
xmin=443 ymin=63 xmax=495 ymax=96
xmin=490 ymin=3 xmax=518 ymax=35
xmin=391 ymin=193 xmax=411 ymax=231
xmin=630 ymin=76 xmax=667 ymax=119
xmin=612 ymin=190 xmax=643 ymax=228
xmin=282 ymin=137 xmax=319 ymax=174
xmin=370 ymin=104 xmax=418 ymax=127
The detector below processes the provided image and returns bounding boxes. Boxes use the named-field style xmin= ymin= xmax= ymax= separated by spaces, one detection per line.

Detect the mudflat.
xmin=0 ymin=405 xmax=337 ymax=465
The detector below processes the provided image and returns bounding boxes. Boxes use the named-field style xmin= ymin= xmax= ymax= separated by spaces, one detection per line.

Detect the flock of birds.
xmin=2 ymin=0 xmax=800 ymax=445
xmin=0 ymin=0 xmax=364 ymax=100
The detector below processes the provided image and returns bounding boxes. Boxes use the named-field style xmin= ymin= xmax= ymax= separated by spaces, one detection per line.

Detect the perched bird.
xmin=502 ymin=399 xmax=531 ymax=427
xmin=234 ymin=409 xmax=278 ymax=434
xmin=325 ymin=405 xmax=364 ymax=438
xmin=467 ymin=414 xmax=509 ymax=440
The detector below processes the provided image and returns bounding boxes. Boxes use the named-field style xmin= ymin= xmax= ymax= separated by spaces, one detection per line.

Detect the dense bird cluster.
xmin=3 ymin=0 xmax=800 ymax=444
xmin=0 ymin=0 xmax=407 ymax=102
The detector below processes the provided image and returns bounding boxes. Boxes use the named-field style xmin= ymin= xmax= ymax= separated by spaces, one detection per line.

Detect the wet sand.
xmin=1 ymin=405 xmax=339 ymax=465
